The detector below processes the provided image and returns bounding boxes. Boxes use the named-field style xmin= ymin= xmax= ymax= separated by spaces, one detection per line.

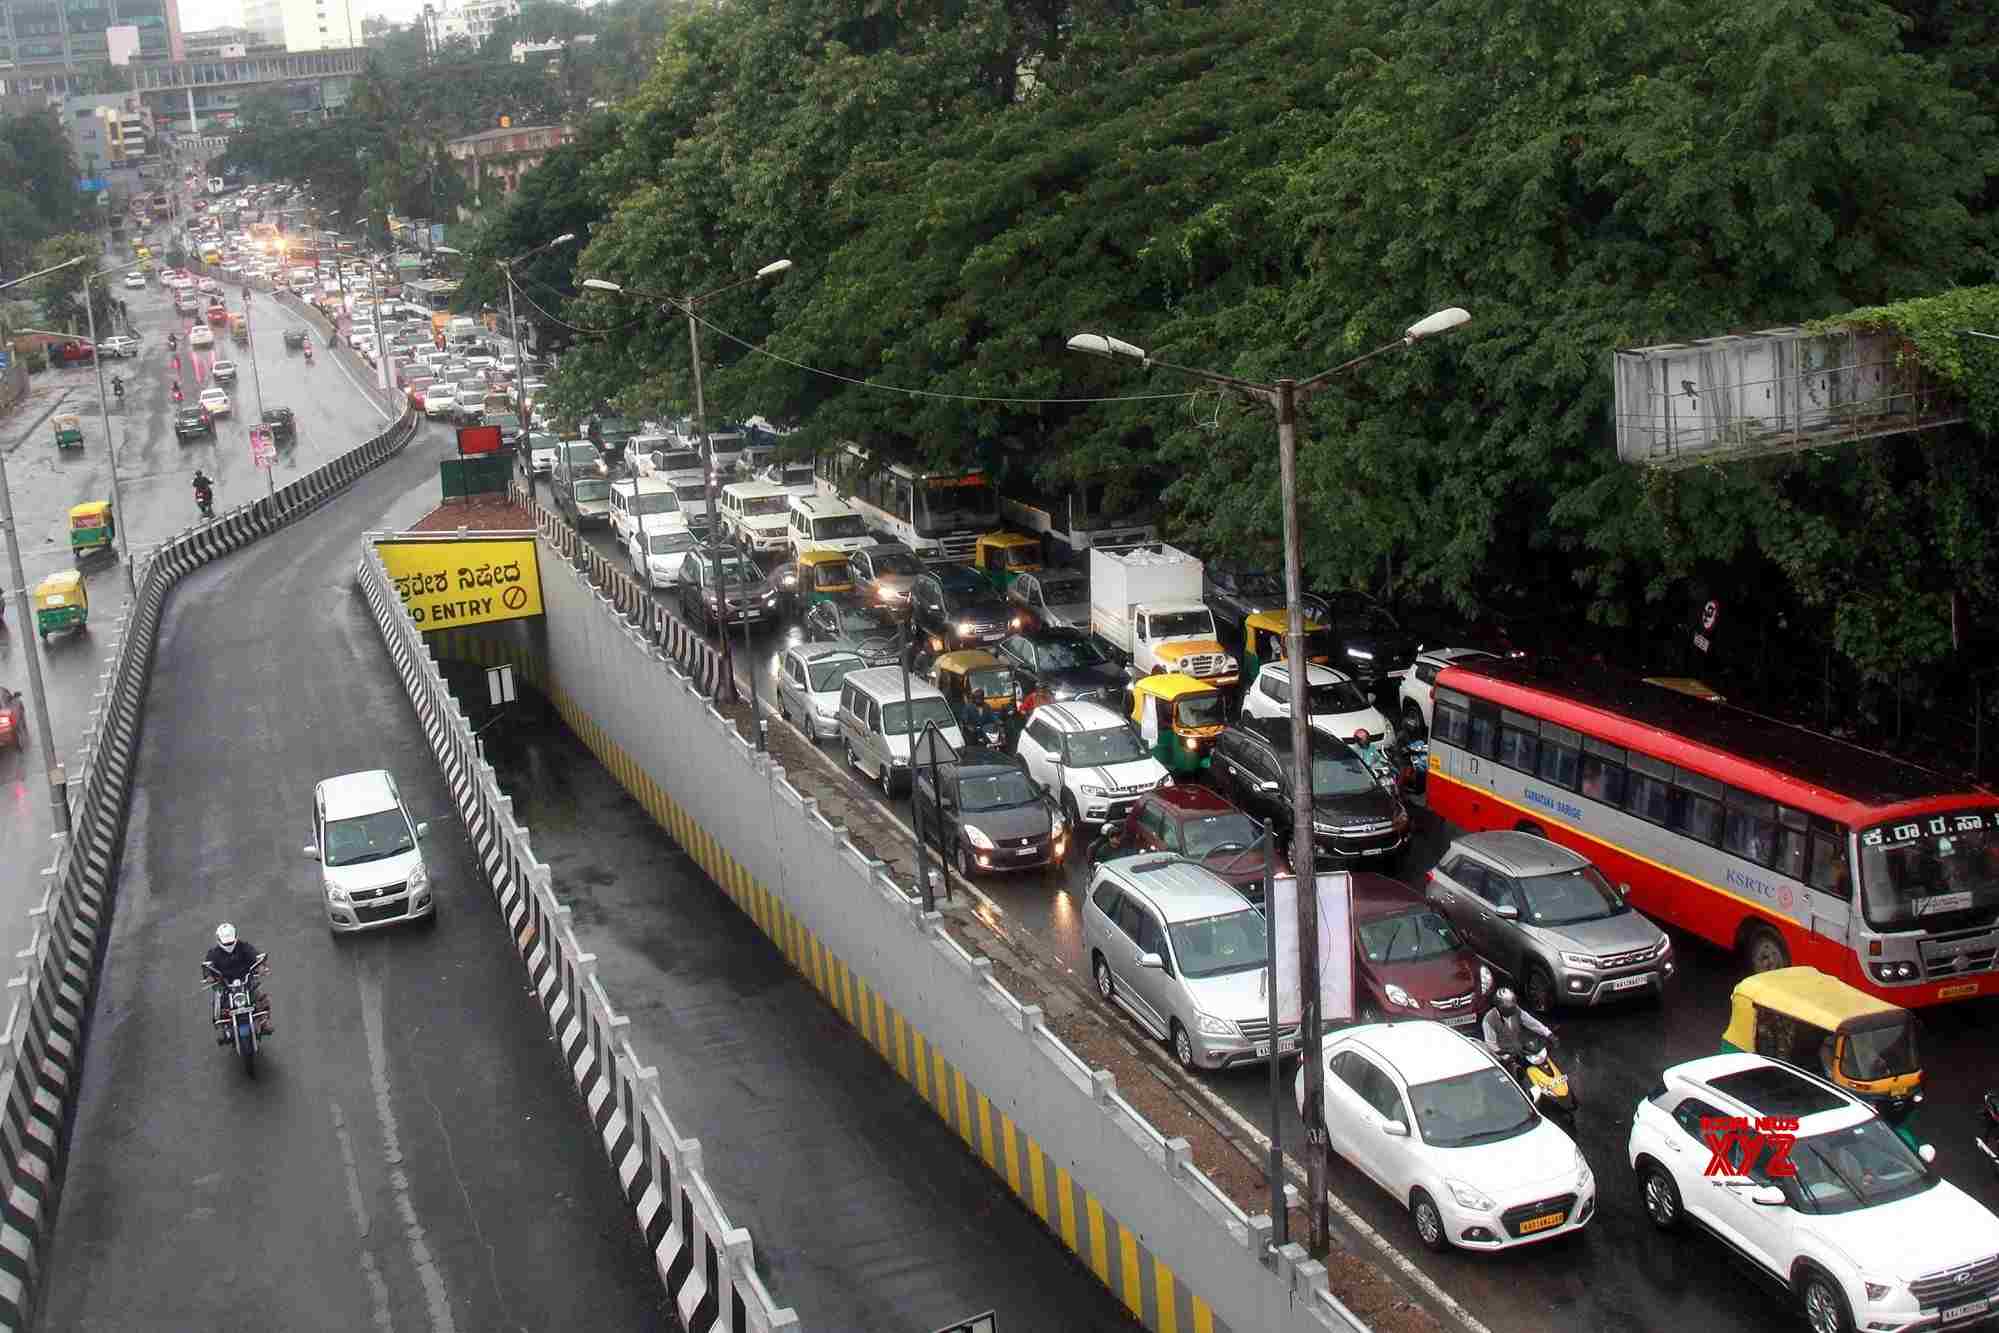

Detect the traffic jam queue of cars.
xmin=547 ymin=424 xmax=1999 ymax=1325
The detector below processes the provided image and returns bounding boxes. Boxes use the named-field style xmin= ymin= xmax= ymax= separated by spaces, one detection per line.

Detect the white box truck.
xmin=1090 ymin=545 xmax=1240 ymax=685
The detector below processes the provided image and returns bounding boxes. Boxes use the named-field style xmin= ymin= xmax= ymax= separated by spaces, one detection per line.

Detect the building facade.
xmin=433 ymin=0 xmax=513 ymax=48
xmin=241 ymin=0 xmax=353 ymax=53
xmin=0 ymin=0 xmax=183 ymax=84
xmin=64 ymin=90 xmax=150 ymax=172
xmin=445 ymin=122 xmax=571 ymax=201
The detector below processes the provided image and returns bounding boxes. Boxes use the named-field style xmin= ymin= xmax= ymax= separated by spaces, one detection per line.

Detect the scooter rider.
xmin=192 ymin=468 xmax=214 ymax=512
xmin=1481 ymin=987 xmax=1550 ymax=1078
xmin=202 ymin=923 xmax=273 ymax=1040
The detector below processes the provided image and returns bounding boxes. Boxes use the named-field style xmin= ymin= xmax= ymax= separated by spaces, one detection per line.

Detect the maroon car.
xmin=1122 ymin=786 xmax=1274 ymax=903
xmin=1351 ymin=872 xmax=1490 ymax=1031
xmin=0 ymin=686 xmax=24 ymax=750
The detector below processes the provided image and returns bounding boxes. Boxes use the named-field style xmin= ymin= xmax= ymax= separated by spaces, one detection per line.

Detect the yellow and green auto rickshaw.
xmin=1723 ymin=966 xmax=1924 ymax=1147
xmin=793 ymin=549 xmax=853 ymax=607
xmin=33 ymin=570 xmax=87 ymax=642
xmin=52 ymin=414 xmax=84 ymax=451
xmin=1240 ymin=609 xmax=1334 ymax=686
xmin=972 ymin=531 xmax=1043 ymax=594
xmin=69 ymin=501 xmax=115 ymax=562
xmin=229 ymin=312 xmax=248 ymax=344
xmin=1128 ymin=672 xmax=1228 ymax=776
xmin=931 ymin=649 xmax=1020 ymax=741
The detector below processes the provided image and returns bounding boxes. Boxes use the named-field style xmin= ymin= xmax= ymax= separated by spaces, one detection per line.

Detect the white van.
xmin=446 ymin=316 xmax=480 ymax=344
xmin=787 ymin=495 xmax=876 ymax=557
xmin=608 ymin=476 xmax=687 ymax=548
xmin=835 ymin=667 xmax=964 ymax=797
xmin=719 ymin=481 xmax=793 ymax=554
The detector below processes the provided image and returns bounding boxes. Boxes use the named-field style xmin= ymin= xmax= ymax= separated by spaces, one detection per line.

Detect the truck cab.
xmin=1089 ymin=545 xmax=1240 ymax=687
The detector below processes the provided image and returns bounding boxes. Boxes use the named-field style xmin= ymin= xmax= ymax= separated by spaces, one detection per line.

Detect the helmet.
xmin=215 ymin=922 xmax=238 ymax=950
xmin=1494 ymin=986 xmax=1518 ymax=1014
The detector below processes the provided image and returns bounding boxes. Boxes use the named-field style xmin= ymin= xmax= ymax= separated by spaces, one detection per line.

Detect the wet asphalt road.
xmin=580 ymin=519 xmax=1999 ymax=1333
xmin=0 ymin=242 xmax=397 ymax=969
xmin=39 ymin=400 xmax=667 ymax=1327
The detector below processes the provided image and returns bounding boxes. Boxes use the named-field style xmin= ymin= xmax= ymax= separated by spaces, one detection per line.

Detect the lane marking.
xmin=359 ymin=964 xmax=459 ymax=1333
xmin=332 ymin=1100 xmax=397 ymax=1332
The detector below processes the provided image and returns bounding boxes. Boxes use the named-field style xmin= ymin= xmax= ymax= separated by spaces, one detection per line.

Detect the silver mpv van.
xmin=1083 ymin=856 xmax=1297 ymax=1072
xmin=835 ymin=666 xmax=966 ymax=798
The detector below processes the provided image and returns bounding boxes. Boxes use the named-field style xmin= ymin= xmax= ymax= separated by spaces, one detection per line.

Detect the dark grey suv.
xmin=676 ymin=545 xmax=779 ymax=634
xmin=911 ymin=747 xmax=1068 ymax=876
xmin=1208 ymin=717 xmax=1408 ymax=862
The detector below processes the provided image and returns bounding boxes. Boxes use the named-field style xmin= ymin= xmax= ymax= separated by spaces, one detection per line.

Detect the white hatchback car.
xmin=198 ymin=387 xmax=231 ymax=416
xmin=1241 ymin=662 xmax=1394 ymax=743
xmin=188 ymin=324 xmax=214 ymax=348
xmin=775 ymin=644 xmax=866 ymax=741
xmin=1398 ymin=647 xmax=1499 ymax=737
xmin=1299 ymin=1020 xmax=1595 ymax=1253
xmin=626 ymin=525 xmax=698 ymax=591
xmin=1629 ymin=1053 xmax=1999 ymax=1333
xmin=303 ymin=770 xmax=436 ymax=932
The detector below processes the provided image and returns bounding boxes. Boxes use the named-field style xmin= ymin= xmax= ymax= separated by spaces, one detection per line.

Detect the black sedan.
xmin=260 ymin=406 xmax=296 ymax=442
xmin=800 ymin=598 xmax=903 ymax=667
xmin=911 ymin=748 xmax=1068 ymax=876
xmin=174 ymin=405 xmax=214 ymax=440
xmin=993 ymin=629 xmax=1125 ymax=707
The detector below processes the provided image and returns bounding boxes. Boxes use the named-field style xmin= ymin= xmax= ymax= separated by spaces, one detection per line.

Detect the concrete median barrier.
xmin=0 ymin=405 xmax=418 ymax=1331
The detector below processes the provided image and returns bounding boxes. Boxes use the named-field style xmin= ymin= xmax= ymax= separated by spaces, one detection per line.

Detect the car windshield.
xmin=1408 ymin=1066 xmax=1538 ymax=1147
xmin=812 ymin=514 xmax=869 ymax=540
xmin=1167 ymin=909 xmax=1268 ymax=979
xmin=1841 ymin=1019 xmax=1920 ymax=1081
xmin=806 ymin=655 xmax=863 ymax=692
xmin=1063 ymin=726 xmax=1147 ymax=767
xmin=1179 ymin=811 xmax=1262 ymax=857
xmin=1307 ymin=679 xmax=1372 ymax=714
xmin=573 ymin=479 xmax=611 ymax=502
xmin=1040 ymin=636 xmax=1110 ymax=670
xmin=742 ymin=495 xmax=789 ymax=516
xmin=882 ymin=695 xmax=956 ymax=736
xmin=1040 ymin=575 xmax=1087 ymax=604
xmin=630 ymin=491 xmax=679 ymax=515
xmin=1358 ymin=909 xmax=1464 ymax=964
xmin=959 ymin=769 xmax=1039 ymax=811
xmin=1150 ymin=610 xmax=1215 ymax=639
xmin=968 ymin=667 xmax=1015 ymax=698
xmin=1235 ymin=571 xmax=1283 ymax=599
xmin=1177 ymin=693 xmax=1228 ymax=728
xmin=713 ymin=557 xmax=759 ymax=583
xmin=646 ymin=531 xmax=696 ymax=555
xmin=322 ymin=808 xmax=415 ymax=866
xmin=1517 ymin=864 xmax=1627 ymax=926
xmin=1785 ymin=1118 xmax=1938 ymax=1213
xmin=1857 ymin=809 xmax=1999 ymax=931
xmin=488 ymin=414 xmax=521 ymax=431
xmin=1310 ymin=749 xmax=1382 ymax=796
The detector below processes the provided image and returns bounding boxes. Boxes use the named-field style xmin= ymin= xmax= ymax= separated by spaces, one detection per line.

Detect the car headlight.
xmin=1393 ymin=809 xmax=1410 ymax=832
xmin=1478 ymin=963 xmax=1495 ymax=994
xmin=325 ymin=882 xmax=349 ymax=904
xmin=1079 ymin=784 xmax=1105 ymax=799
xmin=1156 ymin=775 xmax=1174 ymax=789
xmin=763 ymin=592 xmax=778 ymax=605
xmin=1312 ymin=819 xmax=1339 ymax=834
xmin=1574 ymin=1149 xmax=1593 ymax=1192
xmin=962 ymin=825 xmax=994 ymax=850
xmin=1863 ymin=1280 xmax=1893 ymax=1303
xmin=1347 ymin=648 xmax=1375 ymax=661
xmin=407 ymin=864 xmax=428 ymax=893
xmin=956 ymin=620 xmax=977 ymax=638
xmin=1446 ymin=1179 xmax=1495 ymax=1212
xmin=1384 ymin=983 xmax=1419 ymax=1010
xmin=1653 ymin=935 xmax=1672 ymax=958
xmin=1559 ymin=951 xmax=1598 ymax=970
xmin=1194 ymin=1013 xmax=1239 ymax=1038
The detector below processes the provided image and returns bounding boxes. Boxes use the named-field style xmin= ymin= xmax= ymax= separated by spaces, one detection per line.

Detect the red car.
xmin=1122 ymin=786 xmax=1272 ymax=902
xmin=1350 ymin=872 xmax=1491 ymax=1031
xmin=0 ymin=686 xmax=25 ymax=750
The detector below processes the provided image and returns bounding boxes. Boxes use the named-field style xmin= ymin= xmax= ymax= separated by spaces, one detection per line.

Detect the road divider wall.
xmin=0 ymin=405 xmax=419 ymax=1331
xmin=439 ymin=487 xmax=1373 ymax=1333
xmin=355 ymin=541 xmax=797 ymax=1333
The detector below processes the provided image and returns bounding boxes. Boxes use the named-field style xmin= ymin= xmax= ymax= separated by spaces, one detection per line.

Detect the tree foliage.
xmin=29 ymin=234 xmax=117 ymax=335
xmin=0 ymin=110 xmax=86 ymax=278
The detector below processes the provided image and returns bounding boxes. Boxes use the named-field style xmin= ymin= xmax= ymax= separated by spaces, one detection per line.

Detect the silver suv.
xmin=1425 ymin=831 xmax=1673 ymax=1012
xmin=1083 ymin=856 xmax=1297 ymax=1072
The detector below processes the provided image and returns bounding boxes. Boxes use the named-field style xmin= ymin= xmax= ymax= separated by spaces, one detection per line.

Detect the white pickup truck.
xmin=1089 ymin=545 xmax=1240 ymax=686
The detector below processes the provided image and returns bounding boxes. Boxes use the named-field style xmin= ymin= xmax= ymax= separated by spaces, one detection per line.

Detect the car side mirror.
xmin=302 ymin=844 xmax=320 ymax=860
xmin=1616 ymin=882 xmax=1631 ymax=899
xmin=1381 ymin=1119 xmax=1410 ymax=1138
xmin=1136 ymin=951 xmax=1165 ymax=970
xmin=415 ymin=822 xmax=429 ymax=839
xmin=1750 ymin=1185 xmax=1787 ymax=1207
xmin=1493 ymin=904 xmax=1519 ymax=920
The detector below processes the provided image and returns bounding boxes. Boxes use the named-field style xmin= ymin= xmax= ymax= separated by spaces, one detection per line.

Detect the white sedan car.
xmin=209 ymin=359 xmax=237 ymax=383
xmin=188 ymin=325 xmax=214 ymax=349
xmin=199 ymin=387 xmax=231 ymax=417
xmin=1298 ymin=1021 xmax=1595 ymax=1253
xmin=123 ymin=271 xmax=146 ymax=289
xmin=627 ymin=527 xmax=698 ymax=591
xmin=1242 ymin=662 xmax=1394 ymax=743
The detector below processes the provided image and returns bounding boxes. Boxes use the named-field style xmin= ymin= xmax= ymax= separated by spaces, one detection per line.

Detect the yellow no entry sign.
xmin=376 ymin=537 xmax=543 ymax=629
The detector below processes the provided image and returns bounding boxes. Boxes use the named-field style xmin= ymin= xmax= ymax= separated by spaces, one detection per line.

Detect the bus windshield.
xmin=916 ymin=476 xmax=998 ymax=534
xmin=1858 ymin=809 xmax=1999 ymax=931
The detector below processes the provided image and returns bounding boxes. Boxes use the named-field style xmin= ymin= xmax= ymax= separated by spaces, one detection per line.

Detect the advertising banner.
xmin=1269 ymin=871 xmax=1355 ymax=1027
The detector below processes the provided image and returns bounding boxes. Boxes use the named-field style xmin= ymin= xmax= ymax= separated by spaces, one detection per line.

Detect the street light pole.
xmin=242 ymin=290 xmax=275 ymax=505
xmin=1065 ymin=306 xmax=1469 ymax=1255
xmin=81 ymin=267 xmax=137 ymax=600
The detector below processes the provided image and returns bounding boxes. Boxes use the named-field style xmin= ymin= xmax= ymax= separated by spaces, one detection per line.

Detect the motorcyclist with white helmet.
xmin=1481 ymin=986 xmax=1549 ymax=1080
xmin=202 ymin=923 xmax=272 ymax=1041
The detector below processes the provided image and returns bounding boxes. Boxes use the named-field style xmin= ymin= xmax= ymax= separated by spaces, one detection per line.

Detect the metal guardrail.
xmin=0 ymin=404 xmax=419 ymax=1330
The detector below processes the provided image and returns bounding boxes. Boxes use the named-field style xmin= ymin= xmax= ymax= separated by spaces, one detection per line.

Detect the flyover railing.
xmin=0 ymin=404 xmax=419 ymax=1330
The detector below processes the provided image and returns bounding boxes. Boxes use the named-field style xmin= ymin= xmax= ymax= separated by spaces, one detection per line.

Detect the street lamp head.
xmin=1066 ymin=332 xmax=1148 ymax=362
xmin=755 ymin=258 xmax=792 ymax=279
xmin=551 ymin=232 xmax=577 ymax=247
xmin=580 ymin=277 xmax=623 ymax=293
xmin=1405 ymin=307 xmax=1470 ymax=343
xmin=433 ymin=245 xmax=463 ymax=256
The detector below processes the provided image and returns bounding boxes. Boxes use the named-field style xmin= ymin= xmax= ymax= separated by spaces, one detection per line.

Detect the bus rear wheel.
xmin=1740 ymin=922 xmax=1790 ymax=974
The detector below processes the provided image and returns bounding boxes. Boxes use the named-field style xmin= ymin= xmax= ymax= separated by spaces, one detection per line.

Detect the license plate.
xmin=1607 ymin=975 xmax=1651 ymax=992
xmin=1014 ymin=847 xmax=1038 ymax=858
xmin=1516 ymin=1212 xmax=1565 ymax=1235
xmin=1939 ymin=982 xmax=1980 ymax=1000
xmin=1253 ymin=1036 xmax=1299 ymax=1058
xmin=1943 ymin=1299 xmax=1990 ymax=1325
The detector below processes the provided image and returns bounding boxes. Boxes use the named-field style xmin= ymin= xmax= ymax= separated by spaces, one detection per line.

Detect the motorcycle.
xmin=203 ymin=954 xmax=271 ymax=1077
xmin=1509 ymin=1033 xmax=1577 ymax=1127
xmin=171 ymin=383 xmax=183 ymax=403
xmin=194 ymin=483 xmax=214 ymax=520
xmin=111 ymin=376 xmax=124 ymax=403
xmin=1978 ymin=1090 xmax=1999 ymax=1177
xmin=167 ymin=333 xmax=177 ymax=353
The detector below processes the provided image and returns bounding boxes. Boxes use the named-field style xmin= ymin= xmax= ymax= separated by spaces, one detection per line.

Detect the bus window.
xmin=1465 ymin=703 xmax=1501 ymax=760
xmin=1809 ymin=824 xmax=1851 ymax=899
xmin=1580 ymin=739 xmax=1627 ymax=806
xmin=1433 ymin=696 xmax=1470 ymax=747
xmin=1775 ymin=806 xmax=1810 ymax=880
xmin=1498 ymin=710 xmax=1539 ymax=773
xmin=1536 ymin=723 xmax=1582 ymax=791
xmin=1723 ymin=789 xmax=1778 ymax=868
xmin=1625 ymin=752 xmax=1674 ymax=825
xmin=1668 ymin=769 xmax=1725 ymax=847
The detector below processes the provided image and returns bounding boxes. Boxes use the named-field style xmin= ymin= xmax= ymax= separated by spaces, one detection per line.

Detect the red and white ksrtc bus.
xmin=1424 ymin=658 xmax=1999 ymax=1006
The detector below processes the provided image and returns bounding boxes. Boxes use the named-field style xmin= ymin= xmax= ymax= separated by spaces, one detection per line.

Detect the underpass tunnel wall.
xmin=523 ymin=544 xmax=1362 ymax=1333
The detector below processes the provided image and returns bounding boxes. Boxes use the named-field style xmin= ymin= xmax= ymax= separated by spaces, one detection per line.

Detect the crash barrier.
xmin=0 ymin=404 xmax=419 ymax=1331
xmin=355 ymin=544 xmax=797 ymax=1333
xmin=508 ymin=478 xmax=731 ymax=699
xmin=445 ymin=508 xmax=1374 ymax=1333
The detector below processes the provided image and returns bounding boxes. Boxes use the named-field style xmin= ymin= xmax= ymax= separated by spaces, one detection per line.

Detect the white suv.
xmin=1398 ymin=647 xmax=1498 ymax=737
xmin=1628 ymin=1053 xmax=1999 ymax=1333
xmin=1013 ymin=700 xmax=1169 ymax=833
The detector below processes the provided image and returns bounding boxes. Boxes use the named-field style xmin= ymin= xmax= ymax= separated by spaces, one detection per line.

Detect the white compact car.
xmin=1013 ymin=699 xmax=1170 ymax=832
xmin=188 ymin=325 xmax=214 ymax=348
xmin=775 ymin=644 xmax=866 ymax=741
xmin=627 ymin=526 xmax=698 ymax=591
xmin=198 ymin=387 xmax=231 ymax=416
xmin=1302 ymin=1020 xmax=1595 ymax=1253
xmin=1399 ymin=647 xmax=1499 ymax=737
xmin=304 ymin=769 xmax=436 ymax=932
xmin=1241 ymin=661 xmax=1394 ymax=743
xmin=1629 ymin=1053 xmax=1999 ymax=1333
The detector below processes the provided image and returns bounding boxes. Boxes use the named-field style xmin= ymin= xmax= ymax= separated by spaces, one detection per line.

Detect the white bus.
xmin=814 ymin=442 xmax=999 ymax=564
